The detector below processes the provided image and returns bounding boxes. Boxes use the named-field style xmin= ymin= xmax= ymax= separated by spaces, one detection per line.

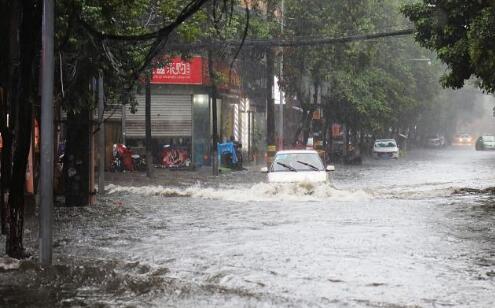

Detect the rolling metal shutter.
xmin=126 ymin=95 xmax=192 ymax=137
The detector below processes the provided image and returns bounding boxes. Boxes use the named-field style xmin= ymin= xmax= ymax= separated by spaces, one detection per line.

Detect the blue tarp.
xmin=217 ymin=142 xmax=238 ymax=164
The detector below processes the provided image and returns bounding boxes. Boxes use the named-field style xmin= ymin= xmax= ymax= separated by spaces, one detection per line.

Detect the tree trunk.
xmin=328 ymin=121 xmax=334 ymax=162
xmin=292 ymin=100 xmax=305 ymax=145
xmin=359 ymin=130 xmax=365 ymax=154
xmin=64 ymin=109 xmax=91 ymax=207
xmin=302 ymin=107 xmax=314 ymax=145
xmin=0 ymin=93 xmax=12 ymax=235
xmin=342 ymin=124 xmax=348 ymax=157
xmin=0 ymin=0 xmax=19 ymax=237
xmin=6 ymin=0 xmax=41 ymax=259
xmin=302 ymin=112 xmax=310 ymax=145
xmin=292 ymin=104 xmax=314 ymax=146
xmin=97 ymin=74 xmax=105 ymax=193
xmin=322 ymin=118 xmax=330 ymax=163
xmin=0 ymin=1 xmax=7 ymax=235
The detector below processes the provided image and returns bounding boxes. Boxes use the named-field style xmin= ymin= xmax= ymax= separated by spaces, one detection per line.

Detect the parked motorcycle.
xmin=131 ymin=153 xmax=146 ymax=171
xmin=160 ymin=145 xmax=191 ymax=169
xmin=112 ymin=144 xmax=146 ymax=172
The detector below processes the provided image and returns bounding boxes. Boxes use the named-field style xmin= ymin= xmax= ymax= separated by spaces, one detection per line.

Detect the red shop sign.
xmin=151 ymin=56 xmax=204 ymax=85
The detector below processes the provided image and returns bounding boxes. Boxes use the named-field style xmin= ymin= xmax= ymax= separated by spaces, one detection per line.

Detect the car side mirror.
xmin=326 ymin=165 xmax=335 ymax=172
xmin=260 ymin=167 xmax=268 ymax=173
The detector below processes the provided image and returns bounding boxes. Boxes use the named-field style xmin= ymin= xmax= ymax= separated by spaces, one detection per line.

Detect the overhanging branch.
xmin=78 ymin=0 xmax=211 ymax=42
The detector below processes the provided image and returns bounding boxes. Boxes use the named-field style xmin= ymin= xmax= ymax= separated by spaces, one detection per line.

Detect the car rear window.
xmin=374 ymin=140 xmax=397 ymax=147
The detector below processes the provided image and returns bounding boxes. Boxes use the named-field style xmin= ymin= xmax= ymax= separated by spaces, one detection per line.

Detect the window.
xmin=271 ymin=153 xmax=324 ymax=172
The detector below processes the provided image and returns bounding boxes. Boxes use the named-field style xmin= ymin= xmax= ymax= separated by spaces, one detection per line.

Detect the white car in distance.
xmin=261 ymin=150 xmax=335 ymax=183
xmin=373 ymin=139 xmax=399 ymax=159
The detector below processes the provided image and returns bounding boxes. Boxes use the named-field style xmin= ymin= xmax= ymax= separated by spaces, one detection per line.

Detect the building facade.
xmin=117 ymin=55 xmax=253 ymax=168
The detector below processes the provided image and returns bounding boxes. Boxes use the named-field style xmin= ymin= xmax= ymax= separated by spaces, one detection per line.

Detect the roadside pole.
xmin=121 ymin=100 xmax=126 ymax=145
xmin=248 ymin=111 xmax=252 ymax=162
xmin=89 ymin=108 xmax=96 ymax=205
xmin=265 ymin=2 xmax=276 ymax=166
xmin=98 ymin=73 xmax=105 ymax=195
xmin=266 ymin=50 xmax=276 ymax=165
xmin=145 ymin=72 xmax=153 ymax=178
xmin=278 ymin=0 xmax=285 ymax=151
xmin=40 ymin=0 xmax=54 ymax=265
xmin=208 ymin=49 xmax=219 ymax=176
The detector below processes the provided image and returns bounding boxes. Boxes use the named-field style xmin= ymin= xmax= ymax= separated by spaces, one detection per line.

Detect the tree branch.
xmin=78 ymin=0 xmax=211 ymax=42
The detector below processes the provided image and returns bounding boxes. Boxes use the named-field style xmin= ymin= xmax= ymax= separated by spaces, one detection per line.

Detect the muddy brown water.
xmin=1 ymin=147 xmax=494 ymax=307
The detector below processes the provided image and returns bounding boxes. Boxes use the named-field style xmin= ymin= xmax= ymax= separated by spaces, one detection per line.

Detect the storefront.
xmin=121 ymin=56 xmax=238 ymax=168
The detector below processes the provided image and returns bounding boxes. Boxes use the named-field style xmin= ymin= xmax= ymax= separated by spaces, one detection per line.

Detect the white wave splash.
xmin=106 ymin=182 xmax=370 ymax=202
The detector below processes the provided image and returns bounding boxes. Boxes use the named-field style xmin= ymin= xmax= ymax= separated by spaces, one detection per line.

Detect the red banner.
xmin=151 ymin=56 xmax=204 ymax=85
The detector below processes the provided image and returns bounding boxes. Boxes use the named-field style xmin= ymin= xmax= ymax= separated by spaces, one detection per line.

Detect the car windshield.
xmin=374 ymin=140 xmax=397 ymax=148
xmin=271 ymin=153 xmax=324 ymax=172
xmin=483 ymin=136 xmax=495 ymax=142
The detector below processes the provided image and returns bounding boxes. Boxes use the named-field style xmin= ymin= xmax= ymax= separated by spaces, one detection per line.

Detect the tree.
xmin=402 ymin=0 xmax=495 ymax=93
xmin=57 ymin=0 xmax=241 ymax=202
xmin=0 ymin=0 xmax=236 ymax=258
xmin=0 ymin=0 xmax=42 ymax=258
xmin=280 ymin=0 xmax=444 ymax=154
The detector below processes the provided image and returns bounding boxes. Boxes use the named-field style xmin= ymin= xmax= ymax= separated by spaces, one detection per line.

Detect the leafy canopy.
xmin=281 ymin=0 xmax=442 ymax=134
xmin=402 ymin=0 xmax=495 ymax=93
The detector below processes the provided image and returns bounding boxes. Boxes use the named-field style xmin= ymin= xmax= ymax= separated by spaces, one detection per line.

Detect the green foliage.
xmin=55 ymin=0 xmax=228 ymax=113
xmin=281 ymin=0 xmax=443 ymax=135
xmin=402 ymin=0 xmax=495 ymax=93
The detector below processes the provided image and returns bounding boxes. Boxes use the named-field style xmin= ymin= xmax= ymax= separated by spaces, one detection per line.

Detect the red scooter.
xmin=112 ymin=144 xmax=145 ymax=171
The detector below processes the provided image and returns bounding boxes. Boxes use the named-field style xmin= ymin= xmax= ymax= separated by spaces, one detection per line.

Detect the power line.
xmin=167 ymin=29 xmax=414 ymax=50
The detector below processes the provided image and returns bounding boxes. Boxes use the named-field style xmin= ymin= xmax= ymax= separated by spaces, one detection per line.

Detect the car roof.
xmin=276 ymin=149 xmax=318 ymax=155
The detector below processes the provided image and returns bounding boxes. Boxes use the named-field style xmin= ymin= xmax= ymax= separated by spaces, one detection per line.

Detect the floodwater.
xmin=1 ymin=146 xmax=495 ymax=307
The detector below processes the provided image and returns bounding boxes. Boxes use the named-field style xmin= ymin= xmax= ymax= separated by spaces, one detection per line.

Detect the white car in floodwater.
xmin=261 ymin=150 xmax=335 ymax=183
xmin=373 ymin=139 xmax=399 ymax=159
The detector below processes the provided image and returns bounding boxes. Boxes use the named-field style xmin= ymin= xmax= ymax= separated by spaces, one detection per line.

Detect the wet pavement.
xmin=1 ymin=146 xmax=495 ymax=307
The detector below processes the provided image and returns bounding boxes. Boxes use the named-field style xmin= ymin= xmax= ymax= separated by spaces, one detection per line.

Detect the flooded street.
xmin=2 ymin=147 xmax=495 ymax=307
xmin=4 ymin=0 xmax=495 ymax=306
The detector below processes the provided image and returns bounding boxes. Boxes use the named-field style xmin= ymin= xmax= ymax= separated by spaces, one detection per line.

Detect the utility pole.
xmin=145 ymin=72 xmax=153 ymax=177
xmin=266 ymin=50 xmax=275 ymax=162
xmin=121 ymin=103 xmax=126 ymax=145
xmin=248 ymin=110 xmax=252 ymax=162
xmin=97 ymin=73 xmax=105 ymax=195
xmin=266 ymin=2 xmax=276 ymax=165
xmin=278 ymin=0 xmax=285 ymax=150
xmin=208 ymin=49 xmax=219 ymax=176
xmin=40 ymin=0 xmax=54 ymax=266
